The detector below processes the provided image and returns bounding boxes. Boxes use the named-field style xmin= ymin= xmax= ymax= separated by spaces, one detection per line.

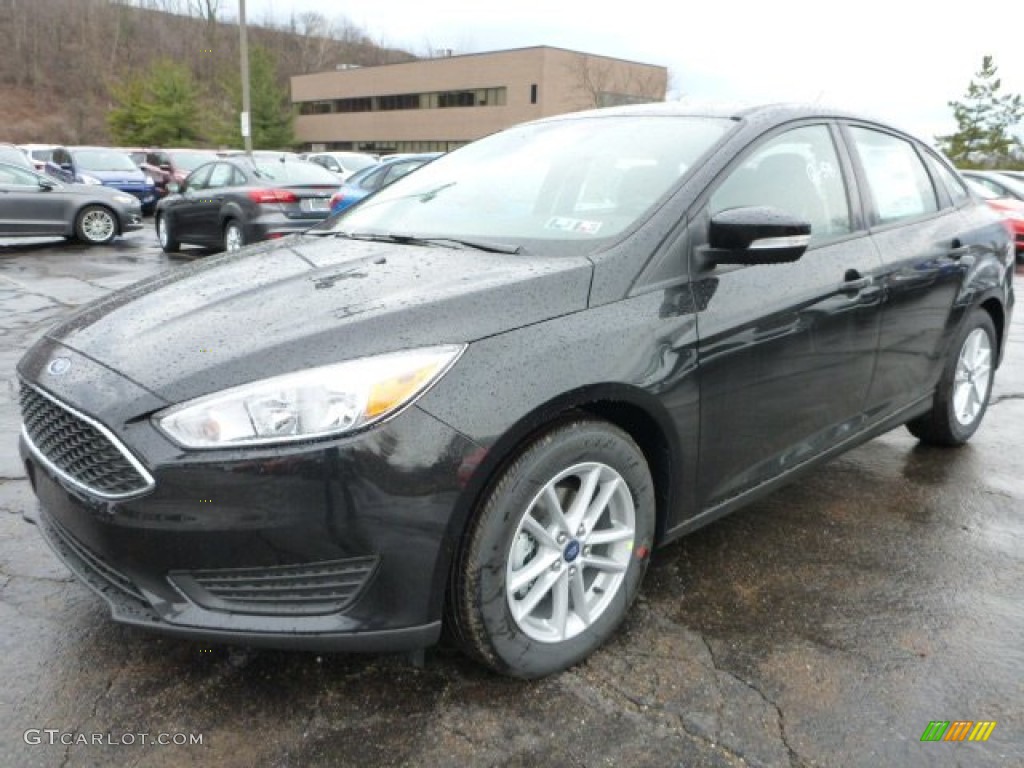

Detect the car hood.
xmin=43 ymin=235 xmax=593 ymax=403
xmin=62 ymin=183 xmax=138 ymax=201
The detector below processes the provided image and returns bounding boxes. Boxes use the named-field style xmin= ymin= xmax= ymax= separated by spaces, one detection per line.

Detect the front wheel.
xmin=449 ymin=419 xmax=655 ymax=678
xmin=75 ymin=205 xmax=118 ymax=245
xmin=907 ymin=309 xmax=996 ymax=445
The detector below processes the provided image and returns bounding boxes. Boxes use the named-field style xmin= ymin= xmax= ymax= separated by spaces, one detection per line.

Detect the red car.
xmin=965 ymin=178 xmax=1024 ymax=262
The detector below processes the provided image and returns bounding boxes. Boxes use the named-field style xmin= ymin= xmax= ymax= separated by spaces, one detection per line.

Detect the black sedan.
xmin=17 ymin=104 xmax=1015 ymax=678
xmin=0 ymin=161 xmax=143 ymax=244
xmin=154 ymin=156 xmax=341 ymax=253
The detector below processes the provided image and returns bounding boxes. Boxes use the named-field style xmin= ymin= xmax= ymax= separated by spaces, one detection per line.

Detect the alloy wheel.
xmin=505 ymin=461 xmax=636 ymax=643
xmin=952 ymin=328 xmax=993 ymax=426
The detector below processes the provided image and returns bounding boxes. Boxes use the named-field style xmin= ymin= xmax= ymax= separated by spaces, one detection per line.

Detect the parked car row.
xmin=0 ymin=142 xmax=431 ymax=248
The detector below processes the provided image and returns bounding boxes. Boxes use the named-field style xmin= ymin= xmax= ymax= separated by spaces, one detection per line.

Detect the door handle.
xmin=949 ymin=238 xmax=970 ymax=260
xmin=840 ymin=268 xmax=871 ymax=293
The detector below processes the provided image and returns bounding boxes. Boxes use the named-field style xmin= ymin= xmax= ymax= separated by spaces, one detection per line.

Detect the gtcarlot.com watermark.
xmin=24 ymin=729 xmax=203 ymax=747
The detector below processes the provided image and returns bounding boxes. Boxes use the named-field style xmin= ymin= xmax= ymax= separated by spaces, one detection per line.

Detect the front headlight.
xmin=111 ymin=194 xmax=135 ymax=205
xmin=80 ymin=174 xmax=102 ymax=185
xmin=154 ymin=345 xmax=465 ymax=449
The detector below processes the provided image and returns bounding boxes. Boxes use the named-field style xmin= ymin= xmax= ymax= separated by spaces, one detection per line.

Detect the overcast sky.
xmin=244 ymin=0 xmax=1023 ymax=143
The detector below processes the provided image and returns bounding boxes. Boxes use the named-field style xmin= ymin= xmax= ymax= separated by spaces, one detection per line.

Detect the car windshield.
xmin=251 ymin=160 xmax=342 ymax=185
xmin=74 ymin=149 xmax=139 ymax=172
xmin=313 ymin=115 xmax=734 ymax=246
xmin=170 ymin=151 xmax=219 ymax=171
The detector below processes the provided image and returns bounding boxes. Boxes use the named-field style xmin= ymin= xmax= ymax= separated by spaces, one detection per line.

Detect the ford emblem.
xmin=47 ymin=358 xmax=72 ymax=376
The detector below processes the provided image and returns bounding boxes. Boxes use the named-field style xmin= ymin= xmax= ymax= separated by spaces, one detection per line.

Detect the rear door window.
xmin=848 ymin=127 xmax=938 ymax=224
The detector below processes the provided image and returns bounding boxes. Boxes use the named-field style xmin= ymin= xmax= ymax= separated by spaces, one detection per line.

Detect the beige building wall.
xmin=291 ymin=46 xmax=667 ymax=150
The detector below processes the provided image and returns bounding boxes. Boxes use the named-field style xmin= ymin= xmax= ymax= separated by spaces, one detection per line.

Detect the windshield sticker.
xmin=545 ymin=217 xmax=603 ymax=234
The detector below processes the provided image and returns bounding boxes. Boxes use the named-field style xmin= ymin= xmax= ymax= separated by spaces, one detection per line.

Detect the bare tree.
xmin=566 ymin=54 xmax=666 ymax=110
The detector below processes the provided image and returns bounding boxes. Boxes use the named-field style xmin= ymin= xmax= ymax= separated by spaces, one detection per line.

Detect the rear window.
xmin=169 ymin=151 xmax=218 ymax=172
xmin=252 ymin=161 xmax=340 ymax=185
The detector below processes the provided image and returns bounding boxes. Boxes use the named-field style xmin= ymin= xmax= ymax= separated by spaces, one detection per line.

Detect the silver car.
xmin=0 ymin=161 xmax=143 ymax=244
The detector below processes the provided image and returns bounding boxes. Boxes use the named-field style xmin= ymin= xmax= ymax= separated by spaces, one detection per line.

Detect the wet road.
xmin=1 ymin=227 xmax=1022 ymax=768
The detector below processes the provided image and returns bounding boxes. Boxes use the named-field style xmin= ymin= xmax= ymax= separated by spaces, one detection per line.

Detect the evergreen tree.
xmin=937 ymin=56 xmax=1024 ymax=169
xmin=139 ymin=60 xmax=204 ymax=146
xmin=107 ymin=77 xmax=148 ymax=145
xmin=107 ymin=60 xmax=205 ymax=147
xmin=216 ymin=46 xmax=295 ymax=150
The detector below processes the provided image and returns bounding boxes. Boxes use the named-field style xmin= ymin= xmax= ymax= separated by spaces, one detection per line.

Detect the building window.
xmin=297 ymin=87 xmax=506 ymax=114
xmin=530 ymin=84 xmax=538 ymax=104
xmin=377 ymin=93 xmax=421 ymax=111
xmin=438 ymin=91 xmax=476 ymax=108
xmin=597 ymin=92 xmax=655 ymax=108
xmin=299 ymin=101 xmax=334 ymax=115
xmin=335 ymin=97 xmax=373 ymax=113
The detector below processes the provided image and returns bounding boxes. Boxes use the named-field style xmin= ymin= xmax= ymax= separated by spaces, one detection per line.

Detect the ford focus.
xmin=17 ymin=104 xmax=1014 ymax=678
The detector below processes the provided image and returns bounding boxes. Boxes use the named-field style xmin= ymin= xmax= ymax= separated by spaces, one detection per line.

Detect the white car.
xmin=19 ymin=143 xmax=58 ymax=172
xmin=304 ymin=151 xmax=379 ymax=181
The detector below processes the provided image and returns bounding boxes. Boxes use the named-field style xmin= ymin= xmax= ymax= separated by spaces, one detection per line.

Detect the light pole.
xmin=239 ymin=0 xmax=253 ymax=156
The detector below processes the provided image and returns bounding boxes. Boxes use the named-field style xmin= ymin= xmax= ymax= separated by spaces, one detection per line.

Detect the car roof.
xmin=531 ymin=101 xmax=915 ymax=137
xmin=310 ymin=151 xmax=375 ymax=157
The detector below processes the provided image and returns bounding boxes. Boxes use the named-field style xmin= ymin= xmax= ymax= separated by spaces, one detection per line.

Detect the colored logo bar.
xmin=920 ymin=721 xmax=997 ymax=742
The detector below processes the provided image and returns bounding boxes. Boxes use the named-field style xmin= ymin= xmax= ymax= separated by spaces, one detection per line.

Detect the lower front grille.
xmin=41 ymin=511 xmax=145 ymax=602
xmin=169 ymin=557 xmax=379 ymax=616
xmin=19 ymin=383 xmax=154 ymax=499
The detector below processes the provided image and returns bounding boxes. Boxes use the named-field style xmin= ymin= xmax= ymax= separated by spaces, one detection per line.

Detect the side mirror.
xmin=706 ymin=206 xmax=810 ymax=265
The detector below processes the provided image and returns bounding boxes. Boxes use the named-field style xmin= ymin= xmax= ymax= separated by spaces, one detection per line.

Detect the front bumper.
xmin=17 ymin=342 xmax=481 ymax=652
xmin=118 ymin=209 xmax=144 ymax=232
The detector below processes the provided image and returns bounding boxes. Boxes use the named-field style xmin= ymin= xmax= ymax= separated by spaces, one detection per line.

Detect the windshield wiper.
xmin=325 ymin=231 xmax=521 ymax=254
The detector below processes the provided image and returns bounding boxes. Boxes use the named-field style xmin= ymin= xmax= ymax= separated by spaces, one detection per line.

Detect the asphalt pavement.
xmin=1 ymin=225 xmax=1022 ymax=768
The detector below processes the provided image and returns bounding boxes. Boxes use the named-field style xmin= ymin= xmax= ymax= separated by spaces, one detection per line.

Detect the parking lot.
xmin=1 ymin=222 xmax=1022 ymax=768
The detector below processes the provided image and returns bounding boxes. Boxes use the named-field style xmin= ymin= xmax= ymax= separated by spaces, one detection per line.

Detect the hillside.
xmin=0 ymin=0 xmax=416 ymax=145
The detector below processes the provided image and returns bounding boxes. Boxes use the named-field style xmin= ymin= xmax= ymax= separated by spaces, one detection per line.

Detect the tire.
xmin=156 ymin=214 xmax=180 ymax=253
xmin=907 ymin=309 xmax=996 ymax=446
xmin=449 ymin=418 xmax=655 ymax=678
xmin=223 ymin=219 xmax=245 ymax=253
xmin=74 ymin=205 xmax=118 ymax=245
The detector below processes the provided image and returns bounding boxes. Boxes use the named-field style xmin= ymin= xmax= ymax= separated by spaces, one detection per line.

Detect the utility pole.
xmin=239 ymin=0 xmax=253 ymax=156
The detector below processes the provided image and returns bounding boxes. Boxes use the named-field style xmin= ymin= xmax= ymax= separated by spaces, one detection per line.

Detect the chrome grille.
xmin=19 ymin=383 xmax=153 ymax=498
